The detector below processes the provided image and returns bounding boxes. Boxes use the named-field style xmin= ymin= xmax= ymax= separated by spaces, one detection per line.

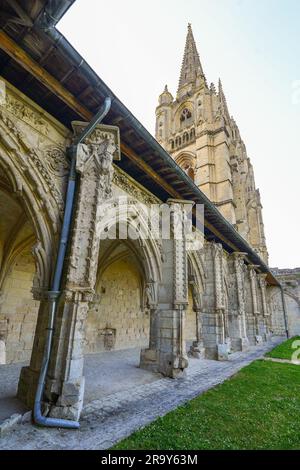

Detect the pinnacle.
xmin=177 ymin=24 xmax=204 ymax=93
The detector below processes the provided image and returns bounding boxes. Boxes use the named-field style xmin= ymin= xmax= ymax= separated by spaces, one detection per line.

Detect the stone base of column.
xmin=17 ymin=366 xmax=39 ymax=408
xmin=231 ymin=337 xmax=249 ymax=351
xmin=140 ymin=348 xmax=159 ymax=372
xmin=239 ymin=337 xmax=250 ymax=351
xmin=217 ymin=343 xmax=229 ymax=361
xmin=48 ymin=377 xmax=85 ymax=422
xmin=263 ymin=332 xmax=272 ymax=342
xmin=255 ymin=335 xmax=263 ymax=345
xmin=159 ymin=352 xmax=188 ymax=378
xmin=188 ymin=341 xmax=205 ymax=359
xmin=140 ymin=348 xmax=188 ymax=378
xmin=17 ymin=366 xmax=85 ymax=422
xmin=225 ymin=337 xmax=232 ymax=352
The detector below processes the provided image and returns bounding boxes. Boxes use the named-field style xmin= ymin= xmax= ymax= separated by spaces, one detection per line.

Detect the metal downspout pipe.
xmin=33 ymin=97 xmax=112 ymax=429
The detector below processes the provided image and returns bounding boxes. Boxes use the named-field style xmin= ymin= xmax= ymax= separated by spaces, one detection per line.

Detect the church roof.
xmin=178 ymin=24 xmax=205 ymax=92
xmin=0 ymin=0 xmax=278 ymax=285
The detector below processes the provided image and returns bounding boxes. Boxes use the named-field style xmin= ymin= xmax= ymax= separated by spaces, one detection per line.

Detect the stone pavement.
xmin=0 ymin=362 xmax=28 ymax=424
xmin=0 ymin=337 xmax=284 ymax=450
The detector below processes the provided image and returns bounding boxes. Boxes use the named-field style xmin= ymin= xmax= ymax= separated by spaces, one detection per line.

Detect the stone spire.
xmin=178 ymin=23 xmax=204 ymax=93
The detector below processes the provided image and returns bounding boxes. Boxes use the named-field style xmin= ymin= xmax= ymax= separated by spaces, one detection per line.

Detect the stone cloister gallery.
xmin=0 ymin=1 xmax=293 ymax=425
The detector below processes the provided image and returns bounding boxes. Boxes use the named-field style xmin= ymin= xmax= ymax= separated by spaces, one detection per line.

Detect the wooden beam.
xmin=2 ymin=0 xmax=33 ymax=27
xmin=0 ymin=30 xmax=93 ymax=122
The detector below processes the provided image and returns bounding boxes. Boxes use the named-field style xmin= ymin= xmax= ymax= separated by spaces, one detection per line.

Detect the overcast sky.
xmin=58 ymin=0 xmax=300 ymax=269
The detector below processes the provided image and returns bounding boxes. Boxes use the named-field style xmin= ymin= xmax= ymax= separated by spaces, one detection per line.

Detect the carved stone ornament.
xmin=168 ymin=200 xmax=192 ymax=306
xmin=71 ymin=122 xmax=121 ymax=160
xmin=45 ymin=146 xmax=69 ymax=178
xmin=113 ymin=166 xmax=159 ymax=205
xmin=145 ymin=280 xmax=158 ymax=309
xmin=66 ymin=122 xmax=121 ymax=292
xmin=189 ymin=275 xmax=202 ymax=310
xmin=212 ymin=242 xmax=225 ymax=310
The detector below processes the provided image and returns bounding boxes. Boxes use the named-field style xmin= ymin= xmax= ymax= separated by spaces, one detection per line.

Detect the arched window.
xmin=180 ymin=108 xmax=192 ymax=129
xmin=170 ymin=140 xmax=174 ymax=150
xmin=182 ymin=163 xmax=194 ymax=181
xmin=190 ymin=128 xmax=195 ymax=140
xmin=175 ymin=153 xmax=196 ymax=182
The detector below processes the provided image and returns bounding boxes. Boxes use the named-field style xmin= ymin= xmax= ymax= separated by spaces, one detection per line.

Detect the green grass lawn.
xmin=266 ymin=336 xmax=300 ymax=361
xmin=114 ymin=357 xmax=300 ymax=450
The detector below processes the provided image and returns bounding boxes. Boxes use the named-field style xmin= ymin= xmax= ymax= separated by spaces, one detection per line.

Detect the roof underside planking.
xmin=0 ymin=0 xmax=279 ymax=285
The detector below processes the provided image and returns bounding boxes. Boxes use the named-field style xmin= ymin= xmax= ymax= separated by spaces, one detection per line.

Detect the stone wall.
xmin=271 ymin=268 xmax=300 ymax=337
xmin=85 ymin=258 xmax=149 ymax=353
xmin=0 ymin=250 xmax=38 ymax=364
xmin=268 ymin=286 xmax=286 ymax=336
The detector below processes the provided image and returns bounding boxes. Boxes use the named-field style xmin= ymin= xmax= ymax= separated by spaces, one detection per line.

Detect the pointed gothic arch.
xmin=85 ymin=197 xmax=163 ymax=354
xmin=175 ymin=151 xmax=196 ymax=181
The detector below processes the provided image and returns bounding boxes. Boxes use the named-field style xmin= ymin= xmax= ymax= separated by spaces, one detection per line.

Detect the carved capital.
xmin=62 ymin=288 xmax=95 ymax=304
xmin=31 ymin=287 xmax=49 ymax=302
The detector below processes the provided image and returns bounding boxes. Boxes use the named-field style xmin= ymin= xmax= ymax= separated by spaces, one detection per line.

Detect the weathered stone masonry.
xmin=0 ymin=14 xmax=289 ymax=424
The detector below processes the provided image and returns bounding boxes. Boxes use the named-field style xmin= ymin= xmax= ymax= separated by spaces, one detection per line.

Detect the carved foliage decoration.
xmin=233 ymin=253 xmax=247 ymax=316
xmin=212 ymin=243 xmax=225 ymax=310
xmin=0 ymin=109 xmax=64 ymax=291
xmin=5 ymin=93 xmax=50 ymax=136
xmin=0 ymin=108 xmax=64 ymax=219
xmin=67 ymin=123 xmax=120 ymax=293
xmin=113 ymin=166 xmax=159 ymax=205
xmin=45 ymin=146 xmax=69 ymax=178
xmin=174 ymin=238 xmax=188 ymax=304
xmin=169 ymin=201 xmax=190 ymax=306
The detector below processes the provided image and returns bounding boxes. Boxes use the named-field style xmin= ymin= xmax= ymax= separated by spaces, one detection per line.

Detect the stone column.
xmin=188 ymin=275 xmax=205 ymax=359
xmin=213 ymin=243 xmax=230 ymax=360
xmin=248 ymin=265 xmax=263 ymax=344
xmin=231 ymin=253 xmax=249 ymax=351
xmin=258 ymin=274 xmax=271 ymax=341
xmin=18 ymin=290 xmax=51 ymax=406
xmin=140 ymin=281 xmax=159 ymax=369
xmin=141 ymin=200 xmax=191 ymax=378
xmin=20 ymin=123 xmax=120 ymax=420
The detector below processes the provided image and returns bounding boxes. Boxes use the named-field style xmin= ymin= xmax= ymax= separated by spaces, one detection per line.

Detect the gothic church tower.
xmin=155 ymin=24 xmax=269 ymax=264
